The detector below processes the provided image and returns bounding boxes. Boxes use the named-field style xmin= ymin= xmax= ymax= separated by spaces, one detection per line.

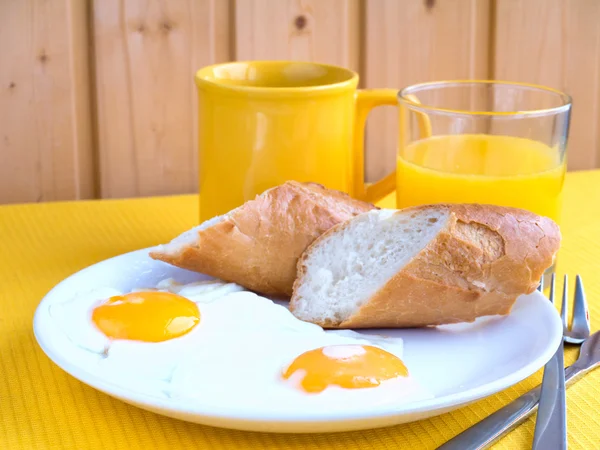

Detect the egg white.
xmin=165 ymin=291 xmax=431 ymax=411
xmin=49 ymin=287 xmax=120 ymax=354
xmin=50 ymin=278 xmax=433 ymax=409
xmin=48 ymin=281 xmax=237 ymax=386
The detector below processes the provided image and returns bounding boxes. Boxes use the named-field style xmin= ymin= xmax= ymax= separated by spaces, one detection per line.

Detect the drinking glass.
xmin=397 ymin=80 xmax=571 ymax=221
xmin=397 ymin=80 xmax=571 ymax=278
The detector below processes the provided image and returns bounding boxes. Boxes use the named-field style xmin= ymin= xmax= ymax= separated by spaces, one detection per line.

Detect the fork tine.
xmin=549 ymin=273 xmax=556 ymax=305
xmin=537 ymin=273 xmax=545 ymax=292
xmin=571 ymin=275 xmax=591 ymax=339
xmin=561 ymin=275 xmax=569 ymax=333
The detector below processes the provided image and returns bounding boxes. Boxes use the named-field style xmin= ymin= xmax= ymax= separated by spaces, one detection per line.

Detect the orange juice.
xmin=396 ymin=134 xmax=565 ymax=222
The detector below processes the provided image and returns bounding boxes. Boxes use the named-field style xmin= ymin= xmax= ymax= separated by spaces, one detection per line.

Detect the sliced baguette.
xmin=150 ymin=181 xmax=376 ymax=296
xmin=290 ymin=204 xmax=561 ymax=328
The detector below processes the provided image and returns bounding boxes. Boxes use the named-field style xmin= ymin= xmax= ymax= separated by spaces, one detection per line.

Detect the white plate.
xmin=34 ymin=248 xmax=562 ymax=433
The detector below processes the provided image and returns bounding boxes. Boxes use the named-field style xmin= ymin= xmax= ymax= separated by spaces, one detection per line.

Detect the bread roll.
xmin=150 ymin=181 xmax=376 ymax=296
xmin=290 ymin=204 xmax=561 ymax=328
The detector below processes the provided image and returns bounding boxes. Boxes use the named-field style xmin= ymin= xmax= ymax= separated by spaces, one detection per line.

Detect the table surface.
xmin=2 ymin=170 xmax=600 ymax=450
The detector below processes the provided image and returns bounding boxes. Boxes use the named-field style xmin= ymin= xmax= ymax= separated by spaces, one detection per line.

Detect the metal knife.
xmin=437 ymin=331 xmax=600 ymax=450
xmin=531 ymin=338 xmax=567 ymax=449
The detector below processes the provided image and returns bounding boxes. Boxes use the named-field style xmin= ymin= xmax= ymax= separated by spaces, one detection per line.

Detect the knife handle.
xmin=437 ymin=365 xmax=580 ymax=450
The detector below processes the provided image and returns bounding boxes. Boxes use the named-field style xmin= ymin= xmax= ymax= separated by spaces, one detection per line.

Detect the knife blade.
xmin=531 ymin=339 xmax=567 ymax=449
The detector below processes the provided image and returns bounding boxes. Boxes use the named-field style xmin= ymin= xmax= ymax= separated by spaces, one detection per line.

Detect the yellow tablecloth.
xmin=1 ymin=170 xmax=599 ymax=449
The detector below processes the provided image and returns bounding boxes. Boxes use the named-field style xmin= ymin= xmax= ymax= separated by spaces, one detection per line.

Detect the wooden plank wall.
xmin=93 ymin=0 xmax=230 ymax=198
xmin=1 ymin=0 xmax=600 ymax=204
xmin=494 ymin=0 xmax=600 ymax=171
xmin=0 ymin=0 xmax=94 ymax=203
xmin=364 ymin=0 xmax=490 ymax=181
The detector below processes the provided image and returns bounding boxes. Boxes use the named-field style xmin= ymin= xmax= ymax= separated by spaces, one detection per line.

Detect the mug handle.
xmin=352 ymin=89 xmax=400 ymax=203
xmin=352 ymin=90 xmax=433 ymax=203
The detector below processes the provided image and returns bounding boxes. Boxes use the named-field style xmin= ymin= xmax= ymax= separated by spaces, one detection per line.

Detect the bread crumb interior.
xmin=292 ymin=208 xmax=449 ymax=325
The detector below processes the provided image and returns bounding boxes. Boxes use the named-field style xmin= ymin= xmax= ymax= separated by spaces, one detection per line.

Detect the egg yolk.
xmin=91 ymin=291 xmax=200 ymax=342
xmin=282 ymin=344 xmax=408 ymax=393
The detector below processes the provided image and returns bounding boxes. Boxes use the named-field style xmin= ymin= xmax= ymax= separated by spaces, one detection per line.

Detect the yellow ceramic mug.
xmin=195 ymin=61 xmax=397 ymax=222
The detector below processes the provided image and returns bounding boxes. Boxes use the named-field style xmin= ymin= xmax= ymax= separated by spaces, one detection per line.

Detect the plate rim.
xmin=33 ymin=247 xmax=563 ymax=432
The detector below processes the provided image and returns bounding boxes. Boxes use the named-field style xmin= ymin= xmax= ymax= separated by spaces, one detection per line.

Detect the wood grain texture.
xmin=0 ymin=0 xmax=94 ymax=204
xmin=235 ymin=0 xmax=359 ymax=72
xmin=494 ymin=0 xmax=600 ymax=171
xmin=4 ymin=0 xmax=600 ymax=205
xmin=363 ymin=0 xmax=491 ymax=181
xmin=93 ymin=0 xmax=230 ymax=198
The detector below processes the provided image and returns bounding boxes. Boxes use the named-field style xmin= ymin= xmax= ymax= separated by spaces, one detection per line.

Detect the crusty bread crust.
xmin=291 ymin=204 xmax=561 ymax=328
xmin=150 ymin=181 xmax=376 ymax=296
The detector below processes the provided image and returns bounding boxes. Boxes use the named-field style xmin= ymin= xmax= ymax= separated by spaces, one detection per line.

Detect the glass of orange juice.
xmin=397 ymin=81 xmax=571 ymax=221
xmin=396 ymin=81 xmax=571 ymax=277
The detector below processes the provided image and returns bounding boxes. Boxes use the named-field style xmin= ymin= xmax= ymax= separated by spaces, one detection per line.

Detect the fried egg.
xmin=50 ymin=278 xmax=433 ymax=410
xmin=92 ymin=291 xmax=200 ymax=342
xmin=49 ymin=280 xmax=243 ymax=384
xmin=282 ymin=344 xmax=409 ymax=393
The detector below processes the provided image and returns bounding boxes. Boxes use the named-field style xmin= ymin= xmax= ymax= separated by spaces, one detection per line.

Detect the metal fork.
xmin=438 ymin=274 xmax=592 ymax=450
